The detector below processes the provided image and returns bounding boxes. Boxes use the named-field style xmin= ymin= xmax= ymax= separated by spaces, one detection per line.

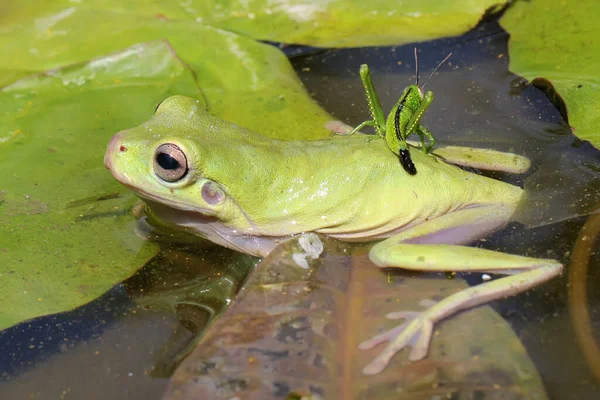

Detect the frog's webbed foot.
xmin=359 ymin=310 xmax=433 ymax=375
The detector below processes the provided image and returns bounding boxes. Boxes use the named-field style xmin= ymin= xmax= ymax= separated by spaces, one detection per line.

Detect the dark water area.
xmin=289 ymin=19 xmax=600 ymax=400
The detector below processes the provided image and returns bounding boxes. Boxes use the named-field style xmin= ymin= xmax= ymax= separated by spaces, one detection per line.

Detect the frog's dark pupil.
xmin=157 ymin=152 xmax=180 ymax=170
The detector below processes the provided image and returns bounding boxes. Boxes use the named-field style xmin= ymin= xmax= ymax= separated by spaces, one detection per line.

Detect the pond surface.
xmin=2 ymin=18 xmax=600 ymax=400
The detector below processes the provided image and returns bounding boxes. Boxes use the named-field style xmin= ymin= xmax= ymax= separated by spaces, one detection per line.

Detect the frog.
xmin=104 ymin=95 xmax=563 ymax=375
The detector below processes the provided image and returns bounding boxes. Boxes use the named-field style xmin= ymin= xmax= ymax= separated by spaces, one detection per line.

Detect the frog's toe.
xmin=360 ymin=313 xmax=433 ymax=375
xmin=358 ymin=319 xmax=411 ymax=350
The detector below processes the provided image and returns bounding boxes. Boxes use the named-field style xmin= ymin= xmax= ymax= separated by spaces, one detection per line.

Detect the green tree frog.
xmin=104 ymin=95 xmax=562 ymax=375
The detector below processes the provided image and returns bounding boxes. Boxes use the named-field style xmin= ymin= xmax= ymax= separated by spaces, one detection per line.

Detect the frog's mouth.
xmin=130 ymin=185 xmax=219 ymax=217
xmin=105 ymin=150 xmax=280 ymax=257
xmin=140 ymin=198 xmax=281 ymax=258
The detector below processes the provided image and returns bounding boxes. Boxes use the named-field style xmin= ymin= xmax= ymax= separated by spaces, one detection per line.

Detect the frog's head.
xmin=104 ymin=96 xmax=274 ymax=255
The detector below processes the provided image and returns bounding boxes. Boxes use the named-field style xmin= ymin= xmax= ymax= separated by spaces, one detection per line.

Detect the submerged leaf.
xmin=165 ymin=237 xmax=547 ymax=400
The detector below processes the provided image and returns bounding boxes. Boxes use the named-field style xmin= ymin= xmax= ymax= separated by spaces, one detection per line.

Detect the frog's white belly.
xmin=145 ymin=199 xmax=286 ymax=257
xmin=145 ymin=199 xmax=516 ymax=258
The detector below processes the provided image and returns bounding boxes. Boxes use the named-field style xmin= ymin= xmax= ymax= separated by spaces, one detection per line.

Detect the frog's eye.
xmin=154 ymin=143 xmax=188 ymax=182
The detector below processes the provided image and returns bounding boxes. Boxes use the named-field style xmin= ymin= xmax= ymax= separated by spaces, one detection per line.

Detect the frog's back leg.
xmin=407 ymin=140 xmax=531 ymax=174
xmin=326 ymin=120 xmax=531 ymax=174
xmin=361 ymin=204 xmax=562 ymax=375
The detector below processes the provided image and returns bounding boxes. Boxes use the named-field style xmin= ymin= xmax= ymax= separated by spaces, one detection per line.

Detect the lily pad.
xmin=0 ymin=42 xmax=206 ymax=331
xmin=1 ymin=0 xmax=508 ymax=49
xmin=1 ymin=0 xmax=355 ymax=330
xmin=0 ymin=2 xmax=331 ymax=140
xmin=501 ymin=0 xmax=600 ymax=148
xmin=165 ymin=236 xmax=548 ymax=399
xmin=158 ymin=0 xmax=509 ymax=47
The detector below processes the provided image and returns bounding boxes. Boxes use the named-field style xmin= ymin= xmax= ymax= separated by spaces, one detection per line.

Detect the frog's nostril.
xmin=104 ymin=131 xmax=125 ymax=170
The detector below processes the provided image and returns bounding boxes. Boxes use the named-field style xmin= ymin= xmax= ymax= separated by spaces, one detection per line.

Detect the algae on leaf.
xmin=501 ymin=0 xmax=600 ymax=148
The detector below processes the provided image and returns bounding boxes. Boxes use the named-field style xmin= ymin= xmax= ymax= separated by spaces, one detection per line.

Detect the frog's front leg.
xmin=361 ymin=206 xmax=563 ymax=375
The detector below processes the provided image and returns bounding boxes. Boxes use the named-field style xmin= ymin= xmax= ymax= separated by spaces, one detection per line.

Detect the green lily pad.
xmin=0 ymin=41 xmax=196 ymax=330
xmin=0 ymin=0 xmax=508 ymax=49
xmin=0 ymin=2 xmax=331 ymax=140
xmin=1 ymin=0 xmax=362 ymax=330
xmin=501 ymin=0 xmax=600 ymax=148
xmin=185 ymin=0 xmax=508 ymax=47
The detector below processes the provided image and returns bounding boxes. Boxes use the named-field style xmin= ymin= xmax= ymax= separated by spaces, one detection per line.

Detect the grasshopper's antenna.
xmin=420 ymin=52 xmax=452 ymax=90
xmin=414 ymin=47 xmax=419 ymax=87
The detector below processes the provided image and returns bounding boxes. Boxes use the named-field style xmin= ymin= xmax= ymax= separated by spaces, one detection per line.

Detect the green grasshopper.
xmin=350 ymin=49 xmax=452 ymax=175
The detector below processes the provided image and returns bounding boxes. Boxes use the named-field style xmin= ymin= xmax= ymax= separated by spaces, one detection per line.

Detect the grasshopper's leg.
xmin=358 ymin=64 xmax=386 ymax=137
xmin=360 ymin=205 xmax=563 ymax=375
xmin=415 ymin=125 xmax=436 ymax=154
xmin=348 ymin=120 xmax=376 ymax=135
xmin=405 ymin=90 xmax=434 ymax=140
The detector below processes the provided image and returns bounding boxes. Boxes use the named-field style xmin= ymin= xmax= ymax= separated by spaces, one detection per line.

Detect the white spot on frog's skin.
xmin=188 ymin=106 xmax=196 ymax=119
xmin=308 ymin=181 xmax=329 ymax=201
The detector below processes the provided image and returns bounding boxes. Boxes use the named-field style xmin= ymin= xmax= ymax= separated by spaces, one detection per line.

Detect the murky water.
xmin=2 ymin=18 xmax=600 ymax=400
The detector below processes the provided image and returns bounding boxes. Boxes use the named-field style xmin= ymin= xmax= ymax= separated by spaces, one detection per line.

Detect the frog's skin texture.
xmin=104 ymin=95 xmax=563 ymax=375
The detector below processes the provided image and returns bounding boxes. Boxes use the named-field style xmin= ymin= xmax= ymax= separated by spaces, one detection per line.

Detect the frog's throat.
xmin=142 ymin=199 xmax=283 ymax=257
